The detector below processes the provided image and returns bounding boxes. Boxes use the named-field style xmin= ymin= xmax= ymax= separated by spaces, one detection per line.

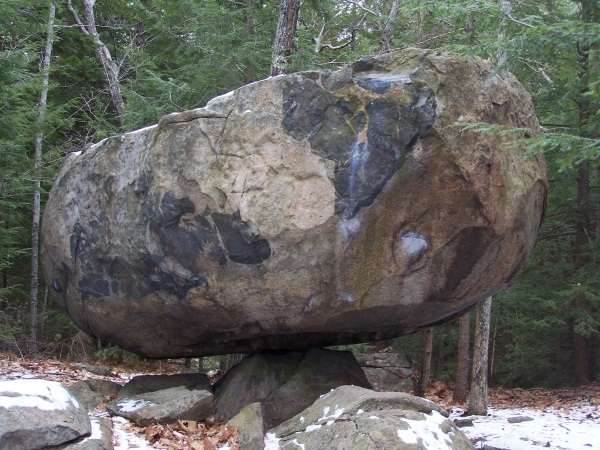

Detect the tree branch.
xmin=66 ymin=0 xmax=89 ymax=35
xmin=314 ymin=29 xmax=358 ymax=53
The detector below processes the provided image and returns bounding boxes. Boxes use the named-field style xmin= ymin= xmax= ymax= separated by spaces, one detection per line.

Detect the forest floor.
xmin=0 ymin=355 xmax=599 ymax=449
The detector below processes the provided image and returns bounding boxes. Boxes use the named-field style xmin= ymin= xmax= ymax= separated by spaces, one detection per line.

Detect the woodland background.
xmin=1 ymin=0 xmax=599 ymax=389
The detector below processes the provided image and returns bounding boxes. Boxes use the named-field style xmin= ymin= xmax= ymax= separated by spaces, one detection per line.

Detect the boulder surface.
xmin=214 ymin=348 xmax=372 ymax=428
xmin=41 ymin=48 xmax=547 ymax=357
xmin=266 ymin=385 xmax=474 ymax=449
xmin=358 ymin=351 xmax=415 ymax=392
xmin=0 ymin=379 xmax=91 ymax=450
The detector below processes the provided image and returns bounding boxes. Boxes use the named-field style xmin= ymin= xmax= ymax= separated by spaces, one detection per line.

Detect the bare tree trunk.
xmin=468 ymin=297 xmax=492 ymax=415
xmin=30 ymin=2 xmax=56 ymax=355
xmin=270 ymin=0 xmax=302 ymax=76
xmin=418 ymin=327 xmax=434 ymax=396
xmin=453 ymin=308 xmax=471 ymax=404
xmin=67 ymin=0 xmax=125 ymax=124
xmin=379 ymin=0 xmax=402 ymax=53
xmin=596 ymin=165 xmax=600 ymax=237
xmin=497 ymin=0 xmax=512 ymax=67
xmin=3 ymin=218 xmax=9 ymax=289
xmin=246 ymin=0 xmax=255 ymax=83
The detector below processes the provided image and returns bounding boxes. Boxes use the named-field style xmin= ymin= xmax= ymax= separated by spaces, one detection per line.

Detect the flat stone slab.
xmin=107 ymin=386 xmax=214 ymax=427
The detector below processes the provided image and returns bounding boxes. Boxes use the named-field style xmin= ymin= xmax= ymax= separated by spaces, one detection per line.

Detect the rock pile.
xmin=0 ymin=350 xmax=474 ymax=449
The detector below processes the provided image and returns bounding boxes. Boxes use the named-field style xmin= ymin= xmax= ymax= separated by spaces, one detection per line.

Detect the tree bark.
xmin=246 ymin=0 xmax=255 ymax=83
xmin=468 ymin=297 xmax=492 ymax=415
xmin=270 ymin=0 xmax=302 ymax=76
xmin=67 ymin=0 xmax=125 ymax=125
xmin=569 ymin=0 xmax=596 ymax=382
xmin=453 ymin=308 xmax=471 ymax=404
xmin=379 ymin=0 xmax=402 ymax=53
xmin=497 ymin=0 xmax=512 ymax=67
xmin=418 ymin=327 xmax=434 ymax=396
xmin=30 ymin=1 xmax=55 ymax=354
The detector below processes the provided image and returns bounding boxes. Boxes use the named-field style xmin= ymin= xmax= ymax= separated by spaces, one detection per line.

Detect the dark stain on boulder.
xmin=440 ymin=226 xmax=496 ymax=298
xmin=212 ymin=211 xmax=271 ymax=265
xmin=143 ymin=256 xmax=207 ymax=299
xmin=282 ymin=71 xmax=435 ymax=219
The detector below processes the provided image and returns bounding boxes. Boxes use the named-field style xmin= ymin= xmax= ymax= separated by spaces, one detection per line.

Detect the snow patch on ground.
xmin=451 ymin=406 xmax=600 ymax=450
xmin=396 ymin=410 xmax=453 ymax=450
xmin=263 ymin=432 xmax=281 ymax=450
xmin=112 ymin=416 xmax=152 ymax=449
xmin=81 ymin=418 xmax=103 ymax=443
xmin=0 ymin=379 xmax=79 ymax=410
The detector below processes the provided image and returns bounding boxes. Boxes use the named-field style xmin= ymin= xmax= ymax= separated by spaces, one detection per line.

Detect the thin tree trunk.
xmin=497 ymin=0 xmax=512 ymax=67
xmin=596 ymin=165 xmax=600 ymax=237
xmin=246 ymin=0 xmax=255 ymax=83
xmin=468 ymin=297 xmax=492 ymax=415
xmin=379 ymin=0 xmax=402 ymax=53
xmin=418 ymin=327 xmax=434 ymax=396
xmin=2 ymin=219 xmax=8 ymax=289
xmin=67 ymin=0 xmax=125 ymax=124
xmin=30 ymin=2 xmax=56 ymax=355
xmin=572 ymin=171 xmax=591 ymax=386
xmin=453 ymin=308 xmax=471 ymax=404
xmin=270 ymin=0 xmax=302 ymax=76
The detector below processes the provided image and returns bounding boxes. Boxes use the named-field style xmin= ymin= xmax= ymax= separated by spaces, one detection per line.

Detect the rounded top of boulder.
xmin=41 ymin=49 xmax=547 ymax=358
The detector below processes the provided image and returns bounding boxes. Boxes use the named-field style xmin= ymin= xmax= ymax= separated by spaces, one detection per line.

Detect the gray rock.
xmin=362 ymin=367 xmax=414 ymax=392
xmin=107 ymin=385 xmax=214 ymax=426
xmin=454 ymin=418 xmax=474 ymax=428
xmin=267 ymin=385 xmax=474 ymax=450
xmin=214 ymin=352 xmax=302 ymax=420
xmin=72 ymin=364 xmax=113 ymax=377
xmin=118 ymin=373 xmax=211 ymax=397
xmin=0 ymin=379 xmax=91 ymax=450
xmin=358 ymin=351 xmax=415 ymax=392
xmin=41 ymin=48 xmax=547 ymax=358
xmin=228 ymin=403 xmax=264 ymax=450
xmin=215 ymin=349 xmax=371 ymax=430
xmin=507 ymin=415 xmax=534 ymax=423
xmin=67 ymin=379 xmax=121 ymax=412
xmin=57 ymin=418 xmax=113 ymax=450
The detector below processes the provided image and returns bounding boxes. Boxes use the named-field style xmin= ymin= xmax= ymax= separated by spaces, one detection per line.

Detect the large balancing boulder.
xmin=41 ymin=48 xmax=547 ymax=358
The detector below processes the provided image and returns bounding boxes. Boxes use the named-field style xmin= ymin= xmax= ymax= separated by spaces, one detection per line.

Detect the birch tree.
xmin=67 ymin=0 xmax=125 ymax=125
xmin=29 ymin=1 xmax=55 ymax=354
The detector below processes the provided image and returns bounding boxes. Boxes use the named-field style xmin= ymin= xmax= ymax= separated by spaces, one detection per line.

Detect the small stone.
xmin=507 ymin=415 xmax=534 ymax=423
xmin=454 ymin=418 xmax=474 ymax=428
